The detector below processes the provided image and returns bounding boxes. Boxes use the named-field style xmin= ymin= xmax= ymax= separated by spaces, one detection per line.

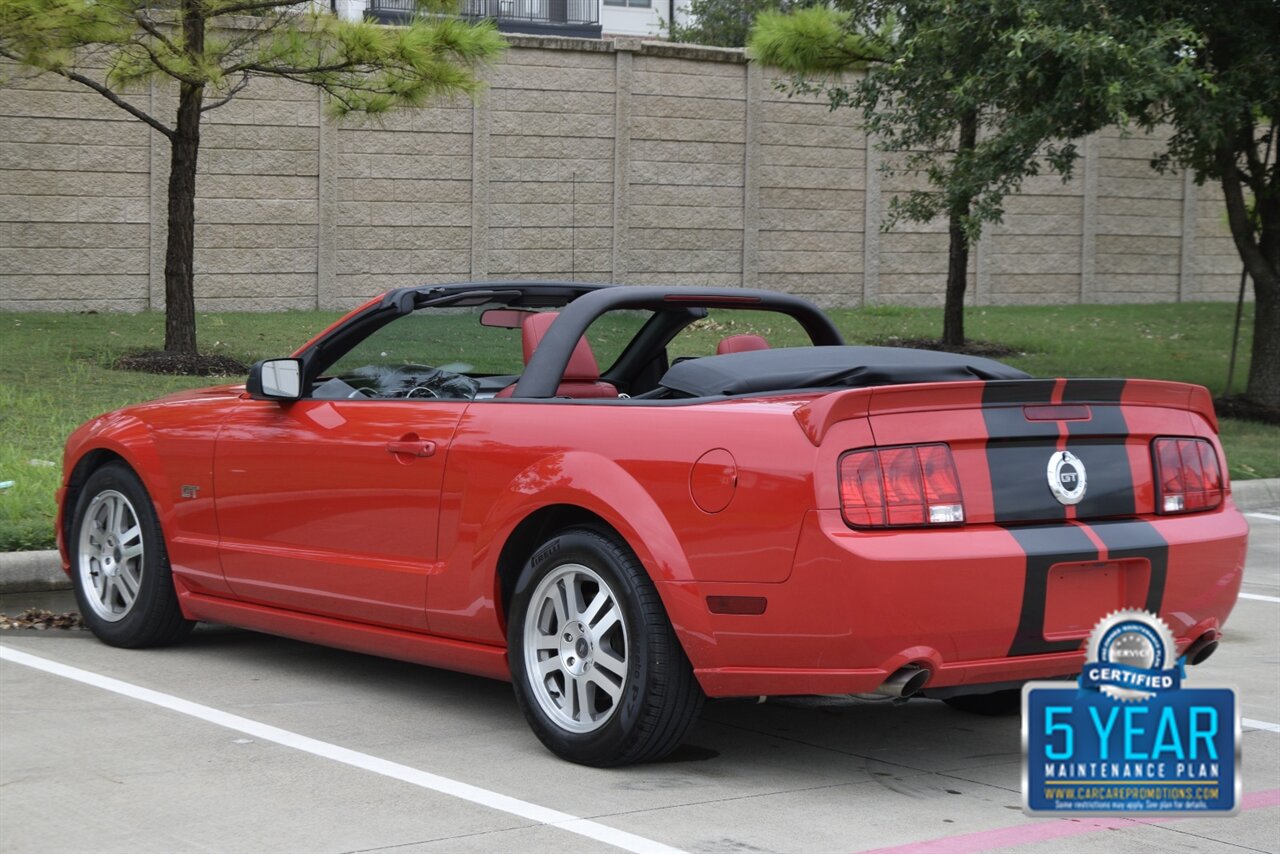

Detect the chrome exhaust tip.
xmin=1185 ymin=634 xmax=1219 ymax=666
xmin=875 ymin=666 xmax=929 ymax=698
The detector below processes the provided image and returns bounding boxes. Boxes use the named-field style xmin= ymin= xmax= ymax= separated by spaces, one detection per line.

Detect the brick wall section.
xmin=758 ymin=75 xmax=865 ymax=307
xmin=0 ymin=36 xmax=1246 ymax=312
xmin=487 ymin=47 xmax=616 ymax=283
xmin=335 ymin=102 xmax=474 ymax=304
xmin=191 ymin=77 xmax=321 ymax=311
xmin=0 ymin=69 xmax=150 ymax=310
xmin=983 ymin=168 xmax=1085 ymax=306
xmin=628 ymin=54 xmax=745 ymax=286
xmin=1093 ymin=127 xmax=1185 ymax=303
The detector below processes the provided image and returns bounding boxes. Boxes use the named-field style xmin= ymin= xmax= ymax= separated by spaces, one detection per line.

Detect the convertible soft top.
xmin=659 ymin=345 xmax=1031 ymax=397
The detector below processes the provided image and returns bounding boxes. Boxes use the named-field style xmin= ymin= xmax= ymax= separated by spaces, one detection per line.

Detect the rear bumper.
xmin=684 ymin=504 xmax=1247 ymax=698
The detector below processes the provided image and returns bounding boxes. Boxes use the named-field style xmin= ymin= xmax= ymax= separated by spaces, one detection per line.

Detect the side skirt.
xmin=178 ymin=589 xmax=512 ymax=682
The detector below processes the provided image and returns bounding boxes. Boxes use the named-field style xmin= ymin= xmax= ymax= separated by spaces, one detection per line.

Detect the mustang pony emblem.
xmin=1046 ymin=450 xmax=1087 ymax=505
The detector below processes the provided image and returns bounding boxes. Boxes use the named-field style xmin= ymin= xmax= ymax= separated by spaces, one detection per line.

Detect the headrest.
xmin=716 ymin=334 xmax=770 ymax=355
xmin=522 ymin=312 xmax=601 ymax=381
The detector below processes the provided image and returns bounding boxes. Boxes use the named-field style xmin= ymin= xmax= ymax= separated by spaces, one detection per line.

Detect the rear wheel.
xmin=942 ymin=689 xmax=1021 ymax=716
xmin=71 ymin=462 xmax=194 ymax=647
xmin=508 ymin=527 xmax=703 ymax=766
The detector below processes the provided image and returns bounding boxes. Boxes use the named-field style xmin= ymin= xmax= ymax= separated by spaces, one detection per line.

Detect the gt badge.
xmin=1047 ymin=450 xmax=1086 ymax=505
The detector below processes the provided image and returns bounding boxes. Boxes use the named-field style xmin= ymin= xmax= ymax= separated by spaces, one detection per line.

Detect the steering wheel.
xmin=405 ymin=386 xmax=441 ymax=399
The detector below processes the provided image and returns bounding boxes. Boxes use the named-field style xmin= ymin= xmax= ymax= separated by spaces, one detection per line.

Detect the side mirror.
xmin=247 ymin=358 xmax=303 ymax=401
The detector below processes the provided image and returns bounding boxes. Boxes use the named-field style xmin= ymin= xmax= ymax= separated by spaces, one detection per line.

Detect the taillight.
xmin=840 ymin=444 xmax=964 ymax=528
xmin=1152 ymin=437 xmax=1223 ymax=513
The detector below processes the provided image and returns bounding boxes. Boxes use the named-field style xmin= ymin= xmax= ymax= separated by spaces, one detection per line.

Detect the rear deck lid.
xmin=801 ymin=378 xmax=1217 ymax=524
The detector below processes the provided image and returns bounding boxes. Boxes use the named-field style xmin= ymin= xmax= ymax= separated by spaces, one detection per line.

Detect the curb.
xmin=1231 ymin=478 xmax=1280 ymax=513
xmin=1 ymin=479 xmax=1277 ymax=596
xmin=0 ymin=550 xmax=67 ymax=595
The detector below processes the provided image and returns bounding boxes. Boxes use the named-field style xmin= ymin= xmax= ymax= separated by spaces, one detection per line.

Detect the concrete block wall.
xmin=0 ymin=68 xmax=151 ymax=311
xmin=0 ymin=35 xmax=1246 ymax=313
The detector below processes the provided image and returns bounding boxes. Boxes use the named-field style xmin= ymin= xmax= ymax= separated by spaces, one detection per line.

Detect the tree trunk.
xmin=1247 ymin=273 xmax=1279 ymax=409
xmin=162 ymin=8 xmax=205 ymax=355
xmin=1217 ymin=154 xmax=1280 ymax=410
xmin=942 ymin=109 xmax=979 ymax=348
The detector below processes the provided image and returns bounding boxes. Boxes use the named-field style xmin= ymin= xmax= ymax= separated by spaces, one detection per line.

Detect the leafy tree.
xmin=752 ymin=4 xmax=993 ymax=347
xmin=754 ymin=1 xmax=1278 ymax=409
xmin=0 ymin=1 xmax=504 ymax=357
xmin=671 ymin=0 xmax=808 ymax=49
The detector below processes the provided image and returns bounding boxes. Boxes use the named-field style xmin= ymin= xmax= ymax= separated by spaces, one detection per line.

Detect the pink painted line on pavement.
xmin=855 ymin=787 xmax=1280 ymax=854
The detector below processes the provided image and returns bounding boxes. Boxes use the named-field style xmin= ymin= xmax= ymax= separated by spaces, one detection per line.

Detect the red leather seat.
xmin=716 ymin=334 xmax=770 ymax=355
xmin=496 ymin=312 xmax=617 ymax=399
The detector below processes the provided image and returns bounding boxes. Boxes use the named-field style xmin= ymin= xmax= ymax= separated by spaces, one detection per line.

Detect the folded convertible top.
xmin=659 ymin=345 xmax=1031 ymax=397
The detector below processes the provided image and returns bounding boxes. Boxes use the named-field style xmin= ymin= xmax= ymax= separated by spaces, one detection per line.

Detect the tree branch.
xmin=129 ymin=38 xmax=205 ymax=87
xmin=1219 ymin=147 xmax=1273 ymax=285
xmin=1241 ymin=114 xmax=1268 ymax=199
xmin=210 ymin=0 xmax=310 ymax=15
xmin=0 ymin=48 xmax=174 ymax=138
xmin=226 ymin=58 xmax=368 ymax=77
xmin=201 ymin=71 xmax=249 ymax=111
xmin=132 ymin=10 xmax=183 ymax=57
xmin=212 ymin=7 xmax=294 ymax=65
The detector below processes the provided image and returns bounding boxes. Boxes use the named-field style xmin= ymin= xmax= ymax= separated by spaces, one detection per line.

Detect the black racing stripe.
xmin=1088 ymin=520 xmax=1170 ymax=615
xmin=1063 ymin=439 xmax=1136 ymax=518
xmin=987 ymin=444 xmax=1068 ymax=522
xmin=1004 ymin=524 xmax=1101 ymax=656
xmin=1065 ymin=379 xmax=1136 ymax=518
xmin=982 ymin=380 xmax=1062 ymax=522
xmin=1061 ymin=378 xmax=1126 ymax=405
xmin=983 ymin=379 xmax=1058 ymax=406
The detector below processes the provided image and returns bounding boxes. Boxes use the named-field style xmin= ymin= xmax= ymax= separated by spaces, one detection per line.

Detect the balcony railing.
xmin=366 ymin=0 xmax=602 ymax=38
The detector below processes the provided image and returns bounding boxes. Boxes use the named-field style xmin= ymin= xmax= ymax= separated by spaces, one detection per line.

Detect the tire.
xmin=70 ymin=462 xmax=194 ymax=648
xmin=507 ymin=527 xmax=703 ymax=766
xmin=942 ymin=688 xmax=1022 ymax=716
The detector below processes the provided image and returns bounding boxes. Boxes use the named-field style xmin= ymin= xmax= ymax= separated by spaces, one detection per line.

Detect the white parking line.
xmin=0 ymin=645 xmax=683 ymax=854
xmin=1246 ymin=512 xmax=1280 ymax=522
xmin=1239 ymin=592 xmax=1280 ymax=603
xmin=1244 ymin=718 xmax=1280 ymax=734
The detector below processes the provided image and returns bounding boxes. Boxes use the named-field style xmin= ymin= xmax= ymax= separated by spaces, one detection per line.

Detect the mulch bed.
xmin=115 ymin=350 xmax=247 ymax=376
xmin=1214 ymin=395 xmax=1280 ymax=426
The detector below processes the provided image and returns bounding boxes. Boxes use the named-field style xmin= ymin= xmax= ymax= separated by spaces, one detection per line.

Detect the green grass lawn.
xmin=1 ymin=303 xmax=1275 ymax=551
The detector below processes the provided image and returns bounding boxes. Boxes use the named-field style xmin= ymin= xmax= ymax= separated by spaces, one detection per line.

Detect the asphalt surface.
xmin=2 ymin=512 xmax=1277 ymax=854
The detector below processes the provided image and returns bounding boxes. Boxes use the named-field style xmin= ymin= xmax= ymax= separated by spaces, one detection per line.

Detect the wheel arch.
xmin=494 ymin=504 xmax=614 ymax=631
xmin=62 ymin=448 xmax=131 ymax=550
xmin=475 ymin=451 xmax=717 ymax=668
xmin=61 ymin=420 xmax=174 ymax=563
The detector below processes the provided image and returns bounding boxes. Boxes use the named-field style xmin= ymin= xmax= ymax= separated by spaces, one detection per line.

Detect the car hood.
xmin=153 ymin=383 xmax=246 ymax=404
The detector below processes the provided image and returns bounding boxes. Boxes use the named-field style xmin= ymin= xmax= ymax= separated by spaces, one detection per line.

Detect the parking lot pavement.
xmin=2 ymin=515 xmax=1278 ymax=854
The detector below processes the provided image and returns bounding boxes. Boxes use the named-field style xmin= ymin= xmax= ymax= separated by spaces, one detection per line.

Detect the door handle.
xmin=386 ymin=439 xmax=436 ymax=458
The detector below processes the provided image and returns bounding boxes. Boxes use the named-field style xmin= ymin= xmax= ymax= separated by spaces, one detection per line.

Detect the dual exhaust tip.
xmin=1184 ymin=632 xmax=1219 ymax=666
xmin=875 ymin=665 xmax=930 ymax=699
xmin=872 ymin=634 xmax=1219 ymax=701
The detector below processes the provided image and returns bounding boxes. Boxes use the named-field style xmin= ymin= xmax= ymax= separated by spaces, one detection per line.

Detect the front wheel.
xmin=70 ymin=462 xmax=194 ymax=647
xmin=508 ymin=528 xmax=703 ymax=766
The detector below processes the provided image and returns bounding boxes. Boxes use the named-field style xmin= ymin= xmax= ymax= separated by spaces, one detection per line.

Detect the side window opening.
xmin=310 ymin=306 xmax=527 ymax=401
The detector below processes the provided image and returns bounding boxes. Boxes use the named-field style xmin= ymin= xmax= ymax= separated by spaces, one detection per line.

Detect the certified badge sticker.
xmin=1023 ymin=609 xmax=1240 ymax=816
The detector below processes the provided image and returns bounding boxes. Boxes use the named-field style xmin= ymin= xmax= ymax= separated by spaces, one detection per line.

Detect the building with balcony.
xmin=353 ymin=0 xmax=685 ymax=39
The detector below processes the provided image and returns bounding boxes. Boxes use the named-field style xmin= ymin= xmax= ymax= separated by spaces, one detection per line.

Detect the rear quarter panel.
xmin=427 ymin=398 xmax=823 ymax=647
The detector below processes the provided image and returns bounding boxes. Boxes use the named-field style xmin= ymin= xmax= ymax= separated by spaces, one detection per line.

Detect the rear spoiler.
xmin=792 ymin=379 xmax=1218 ymax=446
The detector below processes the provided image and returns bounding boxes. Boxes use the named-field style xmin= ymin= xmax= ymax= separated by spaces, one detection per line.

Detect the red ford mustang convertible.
xmin=59 ymin=282 xmax=1247 ymax=765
